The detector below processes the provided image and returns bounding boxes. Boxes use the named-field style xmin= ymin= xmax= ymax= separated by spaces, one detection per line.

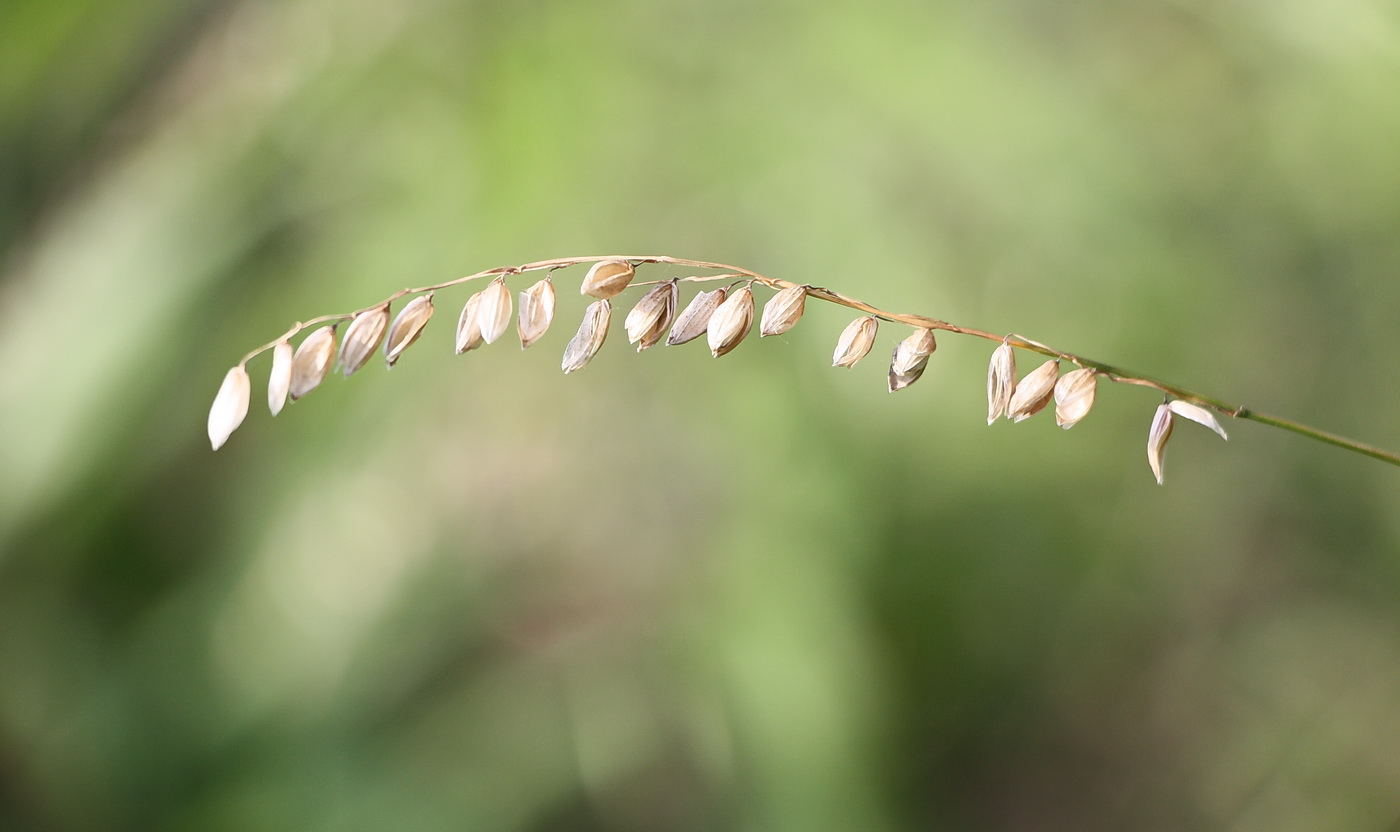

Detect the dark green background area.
xmin=3 ymin=0 xmax=1400 ymax=829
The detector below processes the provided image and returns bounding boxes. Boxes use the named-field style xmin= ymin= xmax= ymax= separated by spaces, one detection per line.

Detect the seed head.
xmin=707 ymin=286 xmax=755 ymax=357
xmin=1053 ymin=367 xmax=1097 ymax=429
xmin=1168 ymin=400 xmax=1229 ymax=441
xmin=384 ymin=294 xmax=434 ymax=367
xmin=1147 ymin=403 xmax=1175 ymax=485
xmin=267 ymin=339 xmax=293 ymax=416
xmin=760 ymin=285 xmax=808 ymax=337
xmin=478 ymin=277 xmax=512 ymax=345
xmin=580 ymin=260 xmax=635 ymax=299
xmin=624 ymin=279 xmax=678 ymax=351
xmin=986 ymin=342 xmax=1017 ymax=423
xmin=208 ymin=365 xmax=251 ymax=451
xmin=1006 ymin=359 xmax=1059 ymax=422
xmin=455 ymin=292 xmax=484 ymax=354
xmin=289 ymin=325 xmax=338 ymax=401
xmin=832 ymin=316 xmax=878 ymax=368
xmin=338 ymin=304 xmax=389 ymax=377
xmin=888 ymin=328 xmax=937 ymax=392
xmin=562 ymin=300 xmax=611 ymax=373
xmin=666 ymin=288 xmax=726 ymax=346
xmin=517 ymin=278 xmax=556 ymax=349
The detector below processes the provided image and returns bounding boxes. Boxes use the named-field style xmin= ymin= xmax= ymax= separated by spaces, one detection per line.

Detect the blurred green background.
xmin=4 ymin=0 xmax=1400 ymax=830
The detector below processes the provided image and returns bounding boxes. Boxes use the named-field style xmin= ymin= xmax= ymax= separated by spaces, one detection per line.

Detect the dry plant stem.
xmin=240 ymin=255 xmax=1400 ymax=468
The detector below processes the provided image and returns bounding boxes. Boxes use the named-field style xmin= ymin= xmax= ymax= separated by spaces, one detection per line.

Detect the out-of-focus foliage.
xmin=4 ymin=0 xmax=1400 ymax=829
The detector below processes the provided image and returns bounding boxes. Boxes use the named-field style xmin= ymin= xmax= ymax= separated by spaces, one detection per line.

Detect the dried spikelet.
xmin=338 ymin=304 xmax=390 ymax=377
xmin=832 ymin=316 xmax=878 ymax=368
xmin=580 ymin=260 xmax=635 ymax=299
xmin=289 ymin=325 xmax=337 ymax=401
xmin=707 ymin=286 xmax=755 ymax=357
xmin=760 ymin=285 xmax=808 ymax=337
xmin=267 ymin=339 xmax=293 ymax=416
xmin=384 ymin=294 xmax=434 ymax=367
xmin=1053 ymin=367 xmax=1098 ymax=429
xmin=478 ymin=277 xmax=512 ymax=345
xmin=1147 ymin=403 xmax=1175 ymax=484
xmin=455 ymin=292 xmax=484 ymax=354
xmin=624 ymin=279 xmax=678 ymax=351
xmin=666 ymin=287 xmax=726 ymax=346
xmin=986 ymin=342 xmax=1017 ymax=424
xmin=517 ymin=278 xmax=556 ymax=349
xmin=562 ymin=300 xmax=611 ymax=373
xmin=208 ymin=365 xmax=250 ymax=450
xmin=1168 ymin=400 xmax=1229 ymax=441
xmin=888 ymin=328 xmax=937 ymax=392
xmin=1006 ymin=359 xmax=1059 ymax=422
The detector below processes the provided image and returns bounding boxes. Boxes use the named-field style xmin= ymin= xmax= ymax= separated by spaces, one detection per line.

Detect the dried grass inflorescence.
xmin=517 ymin=278 xmax=556 ymax=349
xmin=707 ymin=286 xmax=755 ymax=358
xmin=888 ymin=328 xmax=936 ymax=392
xmin=832 ymin=316 xmax=878 ymax=368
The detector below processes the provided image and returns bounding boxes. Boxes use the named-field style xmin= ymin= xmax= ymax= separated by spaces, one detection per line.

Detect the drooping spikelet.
xmin=707 ymin=286 xmax=755 ymax=357
xmin=477 ymin=277 xmax=512 ymax=345
xmin=562 ymin=300 xmax=611 ymax=373
xmin=832 ymin=316 xmax=878 ymax=368
xmin=517 ymin=278 xmax=556 ymax=349
xmin=986 ymin=342 xmax=1017 ymax=424
xmin=339 ymin=304 xmax=390 ymax=377
xmin=888 ymin=328 xmax=936 ymax=392
xmin=267 ymin=340 xmax=293 ymax=416
xmin=624 ymin=280 xmax=678 ymax=351
xmin=455 ymin=292 xmax=484 ymax=354
xmin=1167 ymin=400 xmax=1229 ymax=441
xmin=1053 ymin=367 xmax=1097 ymax=429
xmin=1006 ymin=359 xmax=1058 ymax=422
xmin=384 ymin=294 xmax=434 ymax=367
xmin=1147 ymin=403 xmax=1175 ymax=484
xmin=760 ymin=285 xmax=807 ymax=337
xmin=289 ymin=325 xmax=337 ymax=401
xmin=208 ymin=365 xmax=250 ymax=450
xmin=580 ymin=260 xmax=635 ymax=299
xmin=667 ymin=288 xmax=726 ymax=346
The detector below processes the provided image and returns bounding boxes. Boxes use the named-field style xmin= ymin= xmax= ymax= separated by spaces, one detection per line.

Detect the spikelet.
xmin=1053 ymin=367 xmax=1097 ymax=429
xmin=832 ymin=316 xmax=878 ymax=368
xmin=1168 ymin=400 xmax=1229 ymax=441
xmin=517 ymin=278 xmax=556 ymax=349
xmin=455 ymin=292 xmax=485 ymax=354
xmin=580 ymin=260 xmax=635 ymax=299
xmin=289 ymin=325 xmax=337 ymax=401
xmin=760 ymin=285 xmax=807 ymax=337
xmin=339 ymin=304 xmax=389 ymax=376
xmin=267 ymin=339 xmax=293 ymax=416
xmin=478 ymin=277 xmax=512 ymax=345
xmin=888 ymin=328 xmax=937 ymax=392
xmin=1006 ymin=359 xmax=1059 ymax=421
xmin=624 ymin=279 xmax=678 ymax=351
xmin=707 ymin=286 xmax=755 ymax=357
xmin=1147 ymin=403 xmax=1175 ymax=484
xmin=562 ymin=300 xmax=611 ymax=373
xmin=208 ymin=365 xmax=250 ymax=450
xmin=986 ymin=342 xmax=1017 ymax=424
xmin=384 ymin=294 xmax=434 ymax=367
xmin=667 ymin=288 xmax=726 ymax=346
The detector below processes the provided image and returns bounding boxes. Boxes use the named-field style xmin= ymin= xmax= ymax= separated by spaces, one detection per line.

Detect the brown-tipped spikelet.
xmin=832 ymin=316 xmax=878 ymax=368
xmin=517 ymin=278 xmax=556 ymax=349
xmin=1168 ymin=400 xmax=1229 ymax=441
xmin=707 ymin=286 xmax=755 ymax=357
xmin=267 ymin=339 xmax=293 ymax=416
xmin=624 ymin=279 xmax=678 ymax=351
xmin=888 ymin=328 xmax=936 ymax=392
xmin=455 ymin=292 xmax=484 ymax=354
xmin=562 ymin=300 xmax=611 ymax=373
xmin=1053 ymin=367 xmax=1097 ymax=429
xmin=1007 ymin=359 xmax=1059 ymax=421
xmin=986 ymin=342 xmax=1017 ymax=424
xmin=289 ymin=325 xmax=337 ymax=401
xmin=384 ymin=294 xmax=434 ymax=367
xmin=478 ymin=277 xmax=512 ymax=345
xmin=580 ymin=260 xmax=635 ymax=299
xmin=760 ymin=285 xmax=807 ymax=337
xmin=208 ymin=365 xmax=250 ymax=450
xmin=1147 ymin=403 xmax=1175 ymax=484
xmin=667 ymin=288 xmax=726 ymax=346
xmin=339 ymin=304 xmax=390 ymax=377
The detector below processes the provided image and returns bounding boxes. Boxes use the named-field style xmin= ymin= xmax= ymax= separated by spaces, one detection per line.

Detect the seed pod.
xmin=455 ymin=292 xmax=485 ymax=354
xmin=517 ymin=278 xmax=556 ymax=349
xmin=562 ymin=300 xmax=611 ymax=373
xmin=667 ymin=288 xmax=726 ymax=346
xmin=707 ymin=286 xmax=755 ymax=357
xmin=624 ymin=280 xmax=678 ymax=351
xmin=832 ymin=316 xmax=878 ymax=368
xmin=986 ymin=342 xmax=1017 ymax=424
xmin=208 ymin=365 xmax=251 ymax=450
xmin=1053 ymin=367 xmax=1097 ymax=429
xmin=289 ymin=325 xmax=338 ymax=401
xmin=1006 ymin=359 xmax=1059 ymax=421
xmin=1147 ymin=403 xmax=1175 ymax=484
xmin=339 ymin=304 xmax=390 ymax=377
xmin=580 ymin=260 xmax=635 ymax=299
xmin=1167 ymin=400 xmax=1229 ymax=441
xmin=760 ymin=285 xmax=808 ymax=337
xmin=888 ymin=328 xmax=937 ymax=392
xmin=267 ymin=339 xmax=293 ymax=416
xmin=384 ymin=294 xmax=434 ymax=367
xmin=478 ymin=277 xmax=512 ymax=345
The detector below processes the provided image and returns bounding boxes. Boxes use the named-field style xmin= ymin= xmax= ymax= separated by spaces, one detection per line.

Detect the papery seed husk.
xmin=638 ymin=280 xmax=678 ymax=351
xmin=517 ymin=278 xmax=556 ymax=349
xmin=760 ymin=285 xmax=808 ymax=337
xmin=562 ymin=300 xmax=611 ymax=373
xmin=478 ymin=277 xmax=512 ymax=345
xmin=1053 ymin=367 xmax=1097 ymax=429
xmin=456 ymin=292 xmax=485 ymax=354
xmin=832 ymin=316 xmax=878 ymax=368
xmin=625 ymin=280 xmax=678 ymax=348
xmin=268 ymin=340 xmax=293 ymax=416
xmin=667 ymin=287 xmax=726 ymax=346
xmin=1148 ymin=403 xmax=1175 ymax=485
xmin=707 ymin=286 xmax=754 ymax=357
xmin=384 ymin=294 xmax=434 ymax=367
xmin=887 ymin=352 xmax=927 ymax=392
xmin=890 ymin=328 xmax=936 ymax=377
xmin=1167 ymin=400 xmax=1229 ymax=441
xmin=986 ymin=342 xmax=1017 ymax=424
xmin=208 ymin=365 xmax=251 ymax=450
xmin=339 ymin=304 xmax=390 ymax=377
xmin=289 ymin=325 xmax=338 ymax=401
xmin=1007 ymin=359 xmax=1059 ymax=422
xmin=580 ymin=260 xmax=635 ymax=299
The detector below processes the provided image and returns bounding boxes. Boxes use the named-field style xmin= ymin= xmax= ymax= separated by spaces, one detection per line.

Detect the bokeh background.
xmin=5 ymin=0 xmax=1400 ymax=830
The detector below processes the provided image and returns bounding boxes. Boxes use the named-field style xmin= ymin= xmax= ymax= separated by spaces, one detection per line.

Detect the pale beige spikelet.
xmin=1147 ymin=403 xmax=1175 ymax=485
xmin=517 ymin=278 xmax=556 ymax=349
xmin=760 ymin=284 xmax=808 ymax=337
xmin=562 ymin=300 xmax=611 ymax=373
xmin=338 ymin=304 xmax=390 ymax=377
xmin=384 ymin=294 xmax=434 ymax=367
xmin=267 ymin=339 xmax=293 ymax=416
xmin=887 ymin=327 xmax=936 ymax=392
xmin=580 ymin=260 xmax=635 ymax=299
xmin=478 ymin=277 xmax=512 ymax=345
xmin=455 ymin=292 xmax=485 ymax=354
xmin=1006 ymin=359 xmax=1059 ymax=422
xmin=666 ymin=287 xmax=726 ymax=346
xmin=832 ymin=316 xmax=878 ymax=368
xmin=289 ymin=325 xmax=337 ymax=401
xmin=1053 ymin=367 xmax=1098 ymax=429
xmin=208 ymin=365 xmax=251 ymax=450
xmin=707 ymin=286 xmax=755 ymax=357
xmin=986 ymin=342 xmax=1017 ymax=424
xmin=624 ymin=279 xmax=678 ymax=351
xmin=1168 ymin=400 xmax=1229 ymax=441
